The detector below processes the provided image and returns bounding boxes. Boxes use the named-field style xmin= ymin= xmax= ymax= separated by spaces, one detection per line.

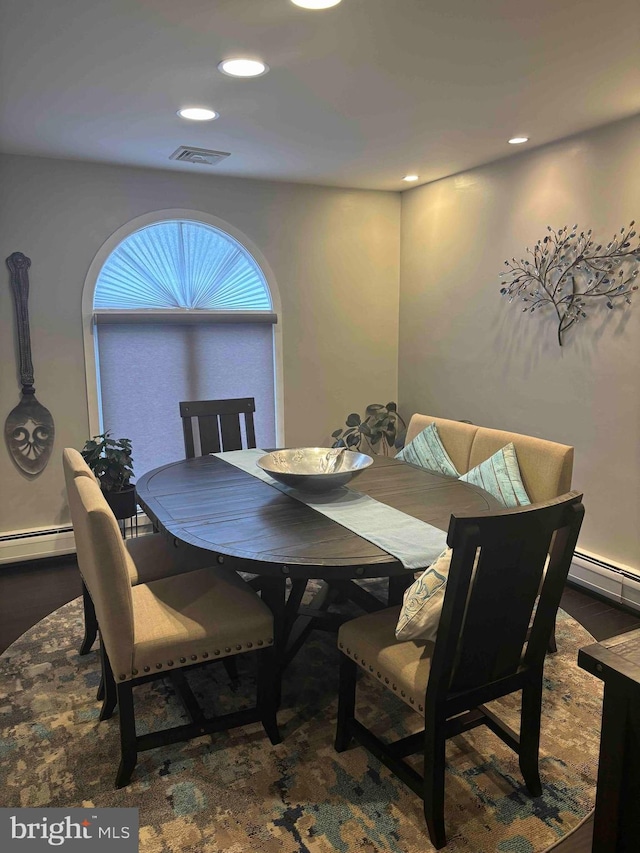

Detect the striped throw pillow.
xmin=459 ymin=442 xmax=530 ymax=507
xmin=395 ymin=422 xmax=460 ymax=478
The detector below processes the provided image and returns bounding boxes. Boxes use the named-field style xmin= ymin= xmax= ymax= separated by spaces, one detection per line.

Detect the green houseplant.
xmin=331 ymin=402 xmax=406 ymax=456
xmin=81 ymin=432 xmax=137 ymax=520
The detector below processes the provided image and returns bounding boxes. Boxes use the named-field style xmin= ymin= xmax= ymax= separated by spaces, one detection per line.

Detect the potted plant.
xmin=331 ymin=402 xmax=406 ymax=456
xmin=81 ymin=432 xmax=137 ymax=520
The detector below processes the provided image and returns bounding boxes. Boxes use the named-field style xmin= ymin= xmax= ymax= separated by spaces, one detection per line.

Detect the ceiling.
xmin=0 ymin=0 xmax=638 ymax=192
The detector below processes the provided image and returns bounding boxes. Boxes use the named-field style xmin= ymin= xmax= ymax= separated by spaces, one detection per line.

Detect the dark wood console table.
xmin=578 ymin=628 xmax=640 ymax=852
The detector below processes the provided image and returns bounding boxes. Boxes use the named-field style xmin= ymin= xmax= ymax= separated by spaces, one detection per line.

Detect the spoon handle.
xmin=6 ymin=252 xmax=35 ymax=394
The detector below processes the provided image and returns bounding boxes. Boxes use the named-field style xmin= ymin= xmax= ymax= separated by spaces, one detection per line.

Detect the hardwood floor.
xmin=0 ymin=555 xmax=82 ymax=654
xmin=2 ymin=555 xmax=639 ymax=852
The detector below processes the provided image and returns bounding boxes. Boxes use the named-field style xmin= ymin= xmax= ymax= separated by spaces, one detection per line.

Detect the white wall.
xmin=399 ymin=115 xmax=640 ymax=571
xmin=0 ymin=154 xmax=400 ymax=535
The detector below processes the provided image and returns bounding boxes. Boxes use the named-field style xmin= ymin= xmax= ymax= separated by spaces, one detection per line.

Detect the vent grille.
xmin=169 ymin=146 xmax=231 ymax=165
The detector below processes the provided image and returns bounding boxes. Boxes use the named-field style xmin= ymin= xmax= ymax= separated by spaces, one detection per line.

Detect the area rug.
xmin=0 ymin=596 xmax=602 ymax=852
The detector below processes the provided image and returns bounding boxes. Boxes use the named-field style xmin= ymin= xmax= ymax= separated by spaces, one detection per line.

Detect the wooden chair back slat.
xmin=219 ymin=412 xmax=243 ymax=451
xmin=179 ymin=398 xmax=256 ymax=458
xmin=451 ymin=535 xmax=551 ymax=689
xmin=198 ymin=415 xmax=222 ymax=455
xmin=182 ymin=417 xmax=196 ymax=459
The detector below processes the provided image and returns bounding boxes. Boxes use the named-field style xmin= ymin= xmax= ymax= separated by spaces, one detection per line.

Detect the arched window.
xmin=91 ymin=219 xmax=278 ymax=479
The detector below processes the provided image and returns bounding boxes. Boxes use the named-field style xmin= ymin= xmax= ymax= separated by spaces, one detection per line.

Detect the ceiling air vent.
xmin=169 ymin=146 xmax=231 ymax=165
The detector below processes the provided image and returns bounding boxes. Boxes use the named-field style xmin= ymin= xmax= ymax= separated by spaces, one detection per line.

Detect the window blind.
xmin=94 ymin=221 xmax=272 ymax=311
xmin=96 ymin=323 xmax=276 ymax=479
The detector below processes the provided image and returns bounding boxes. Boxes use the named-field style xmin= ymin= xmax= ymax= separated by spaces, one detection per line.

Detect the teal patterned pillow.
xmin=395 ymin=422 xmax=460 ymax=478
xmin=459 ymin=442 xmax=530 ymax=508
xmin=395 ymin=548 xmax=452 ymax=641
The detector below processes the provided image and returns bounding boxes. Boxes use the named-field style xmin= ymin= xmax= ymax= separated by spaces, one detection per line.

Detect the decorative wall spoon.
xmin=5 ymin=252 xmax=55 ymax=475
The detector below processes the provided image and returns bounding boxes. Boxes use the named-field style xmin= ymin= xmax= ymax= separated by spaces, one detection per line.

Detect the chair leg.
xmin=519 ymin=677 xmax=543 ymax=796
xmin=79 ymin=580 xmax=98 ymax=655
xmin=334 ymin=653 xmax=357 ymax=752
xmin=423 ymin=725 xmax=447 ymax=850
xmin=99 ymin=640 xmax=117 ymax=721
xmin=115 ymin=681 xmax=137 ymax=788
xmin=257 ymin=647 xmax=281 ymax=745
xmin=547 ymin=624 xmax=558 ymax=654
xmin=223 ymin=657 xmax=239 ymax=681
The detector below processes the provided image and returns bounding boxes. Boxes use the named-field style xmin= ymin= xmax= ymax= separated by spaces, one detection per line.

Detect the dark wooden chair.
xmin=334 ymin=491 xmax=585 ymax=849
xmin=180 ymin=398 xmax=256 ymax=457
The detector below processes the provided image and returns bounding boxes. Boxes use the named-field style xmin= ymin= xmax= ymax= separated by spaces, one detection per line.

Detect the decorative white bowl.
xmin=257 ymin=447 xmax=373 ymax=493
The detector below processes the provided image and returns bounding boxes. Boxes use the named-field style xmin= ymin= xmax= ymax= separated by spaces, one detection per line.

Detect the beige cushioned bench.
xmin=403 ymin=414 xmax=573 ymax=504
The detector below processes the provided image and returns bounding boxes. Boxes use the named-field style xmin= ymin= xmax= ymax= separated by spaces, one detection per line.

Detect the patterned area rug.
xmin=0 ymin=596 xmax=601 ymax=852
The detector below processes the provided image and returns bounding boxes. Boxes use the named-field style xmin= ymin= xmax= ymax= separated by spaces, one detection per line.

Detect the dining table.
xmin=135 ymin=452 xmax=501 ymax=665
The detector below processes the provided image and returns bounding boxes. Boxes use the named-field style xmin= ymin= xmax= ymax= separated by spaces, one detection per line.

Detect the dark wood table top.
xmin=578 ymin=627 xmax=640 ymax=686
xmin=136 ymin=453 xmax=501 ymax=580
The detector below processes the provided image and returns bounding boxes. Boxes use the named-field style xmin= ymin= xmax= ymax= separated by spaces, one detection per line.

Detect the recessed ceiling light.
xmin=402 ymin=174 xmax=419 ymax=182
xmin=217 ymin=58 xmax=269 ymax=78
xmin=177 ymin=108 xmax=218 ymax=121
xmin=508 ymin=136 xmax=529 ymax=144
xmin=291 ymin=0 xmax=342 ymax=9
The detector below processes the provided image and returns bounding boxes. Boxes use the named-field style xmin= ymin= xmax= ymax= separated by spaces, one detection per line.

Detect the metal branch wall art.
xmin=5 ymin=252 xmax=55 ymax=475
xmin=499 ymin=222 xmax=640 ymax=346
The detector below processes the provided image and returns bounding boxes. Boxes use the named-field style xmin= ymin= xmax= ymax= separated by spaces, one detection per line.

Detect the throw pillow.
xmin=395 ymin=422 xmax=460 ymax=478
xmin=459 ymin=442 xmax=530 ymax=508
xmin=395 ymin=547 xmax=452 ymax=642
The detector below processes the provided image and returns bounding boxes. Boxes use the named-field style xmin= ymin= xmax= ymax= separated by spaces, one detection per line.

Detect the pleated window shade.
xmin=93 ymin=221 xmax=277 ymax=479
xmin=94 ymin=221 xmax=272 ymax=310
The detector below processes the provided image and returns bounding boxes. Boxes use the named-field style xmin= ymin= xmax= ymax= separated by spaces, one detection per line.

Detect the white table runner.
xmin=214 ymin=449 xmax=447 ymax=571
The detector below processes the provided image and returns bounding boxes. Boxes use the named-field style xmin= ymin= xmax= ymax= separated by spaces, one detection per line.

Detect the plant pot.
xmin=103 ymin=484 xmax=137 ymax=520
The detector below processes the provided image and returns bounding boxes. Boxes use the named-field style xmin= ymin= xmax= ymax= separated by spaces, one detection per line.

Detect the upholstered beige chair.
xmin=63 ymin=448 xmax=216 ymax=657
xmin=70 ymin=473 xmax=280 ymax=787
xmin=335 ymin=492 xmax=584 ymax=849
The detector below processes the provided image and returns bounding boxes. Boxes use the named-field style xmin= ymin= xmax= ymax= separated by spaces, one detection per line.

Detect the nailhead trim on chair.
xmin=339 ymin=640 xmax=423 ymax=712
xmin=123 ymin=637 xmax=275 ymax=680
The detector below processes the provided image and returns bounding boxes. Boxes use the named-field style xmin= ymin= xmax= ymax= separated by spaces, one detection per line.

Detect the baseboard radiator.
xmin=2 ymin=526 xmax=639 ymax=612
xmin=0 ymin=515 xmax=154 ymax=565
xmin=569 ymin=550 xmax=640 ymax=613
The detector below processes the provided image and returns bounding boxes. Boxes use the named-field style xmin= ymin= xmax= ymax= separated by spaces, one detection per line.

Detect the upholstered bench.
xmin=402 ymin=414 xmax=573 ymax=504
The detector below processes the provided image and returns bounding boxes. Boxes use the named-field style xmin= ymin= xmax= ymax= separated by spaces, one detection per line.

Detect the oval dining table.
xmin=136 ymin=453 xmax=501 ymax=666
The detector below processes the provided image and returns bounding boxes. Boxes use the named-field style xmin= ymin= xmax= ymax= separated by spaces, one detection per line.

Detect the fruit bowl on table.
xmin=256 ymin=447 xmax=373 ymax=493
